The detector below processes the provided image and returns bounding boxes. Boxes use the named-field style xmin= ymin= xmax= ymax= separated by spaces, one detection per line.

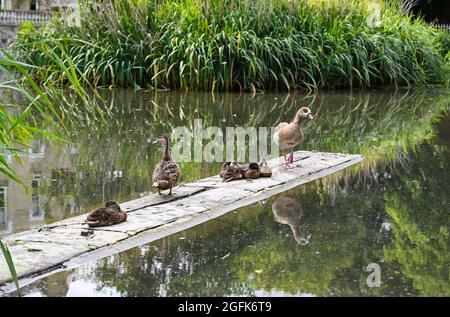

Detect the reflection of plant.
xmin=69 ymin=127 xmax=450 ymax=297
xmin=26 ymin=128 xmax=449 ymax=296
xmin=55 ymin=88 xmax=450 ymax=184
xmin=12 ymin=88 xmax=445 ymax=224
xmin=383 ymin=142 xmax=450 ymax=296
xmin=82 ymin=179 xmax=415 ymax=296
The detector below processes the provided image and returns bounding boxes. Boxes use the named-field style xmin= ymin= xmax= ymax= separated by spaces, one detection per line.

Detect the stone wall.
xmin=0 ymin=24 xmax=19 ymax=48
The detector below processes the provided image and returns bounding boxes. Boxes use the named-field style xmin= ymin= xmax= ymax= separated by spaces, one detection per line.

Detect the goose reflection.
xmin=272 ymin=196 xmax=312 ymax=245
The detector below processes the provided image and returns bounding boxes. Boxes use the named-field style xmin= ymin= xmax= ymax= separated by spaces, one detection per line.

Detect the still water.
xmin=1 ymin=88 xmax=449 ymax=296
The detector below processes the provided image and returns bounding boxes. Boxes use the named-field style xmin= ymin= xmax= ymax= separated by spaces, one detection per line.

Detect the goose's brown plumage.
xmin=272 ymin=196 xmax=311 ymax=245
xmin=86 ymin=202 xmax=127 ymax=227
xmin=273 ymin=107 xmax=313 ymax=168
xmin=152 ymin=135 xmax=181 ymax=195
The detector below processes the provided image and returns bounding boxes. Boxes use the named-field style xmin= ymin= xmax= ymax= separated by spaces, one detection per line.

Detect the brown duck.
xmin=273 ymin=107 xmax=313 ymax=168
xmin=152 ymin=135 xmax=181 ymax=195
xmin=220 ymin=161 xmax=245 ymax=182
xmin=86 ymin=201 xmax=127 ymax=227
xmin=272 ymin=196 xmax=312 ymax=245
xmin=220 ymin=161 xmax=231 ymax=178
xmin=243 ymin=162 xmax=260 ymax=179
xmin=258 ymin=158 xmax=272 ymax=177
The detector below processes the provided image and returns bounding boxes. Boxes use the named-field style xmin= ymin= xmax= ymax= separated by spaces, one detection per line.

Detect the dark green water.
xmin=1 ymin=88 xmax=449 ymax=296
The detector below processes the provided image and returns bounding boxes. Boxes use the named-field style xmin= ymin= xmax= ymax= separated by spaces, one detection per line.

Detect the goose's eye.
xmin=302 ymin=108 xmax=308 ymax=113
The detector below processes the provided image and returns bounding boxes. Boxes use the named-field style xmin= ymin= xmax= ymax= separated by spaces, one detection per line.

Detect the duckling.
xmin=86 ymin=201 xmax=127 ymax=227
xmin=221 ymin=161 xmax=245 ymax=182
xmin=152 ymin=135 xmax=181 ymax=195
xmin=243 ymin=162 xmax=260 ymax=179
xmin=258 ymin=158 xmax=272 ymax=177
xmin=273 ymin=107 xmax=313 ymax=169
xmin=272 ymin=196 xmax=312 ymax=245
xmin=220 ymin=162 xmax=231 ymax=178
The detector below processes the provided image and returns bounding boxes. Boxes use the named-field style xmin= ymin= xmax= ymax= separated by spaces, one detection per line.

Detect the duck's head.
xmin=153 ymin=135 xmax=169 ymax=146
xmin=296 ymin=107 xmax=314 ymax=120
xmin=105 ymin=201 xmax=118 ymax=207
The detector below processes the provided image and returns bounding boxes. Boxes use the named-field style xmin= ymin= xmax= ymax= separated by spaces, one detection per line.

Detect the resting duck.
xmin=272 ymin=196 xmax=312 ymax=245
xmin=152 ymin=135 xmax=181 ymax=195
xmin=221 ymin=161 xmax=245 ymax=182
xmin=273 ymin=107 xmax=313 ymax=168
xmin=244 ymin=162 xmax=260 ymax=179
xmin=220 ymin=162 xmax=231 ymax=178
xmin=258 ymin=158 xmax=272 ymax=177
xmin=86 ymin=202 xmax=127 ymax=227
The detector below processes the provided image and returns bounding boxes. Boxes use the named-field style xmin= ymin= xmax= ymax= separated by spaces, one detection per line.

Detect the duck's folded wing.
xmin=273 ymin=122 xmax=289 ymax=145
xmin=161 ymin=161 xmax=181 ymax=181
xmin=152 ymin=163 xmax=162 ymax=182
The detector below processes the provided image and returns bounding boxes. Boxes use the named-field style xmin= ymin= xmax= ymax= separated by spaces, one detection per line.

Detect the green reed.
xmin=10 ymin=0 xmax=449 ymax=91
xmin=0 ymin=238 xmax=20 ymax=296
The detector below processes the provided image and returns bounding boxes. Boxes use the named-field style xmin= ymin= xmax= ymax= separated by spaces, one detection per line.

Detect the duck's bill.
xmin=307 ymin=113 xmax=314 ymax=120
xmin=152 ymin=140 xmax=159 ymax=144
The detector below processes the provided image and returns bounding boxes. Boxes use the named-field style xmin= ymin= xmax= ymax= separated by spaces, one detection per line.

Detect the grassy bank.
xmin=11 ymin=0 xmax=450 ymax=91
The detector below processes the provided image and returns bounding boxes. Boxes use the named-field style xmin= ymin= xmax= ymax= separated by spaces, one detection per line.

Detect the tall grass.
xmin=10 ymin=0 xmax=449 ymax=91
xmin=0 ymin=239 xmax=20 ymax=296
xmin=0 ymin=55 xmax=66 ymax=184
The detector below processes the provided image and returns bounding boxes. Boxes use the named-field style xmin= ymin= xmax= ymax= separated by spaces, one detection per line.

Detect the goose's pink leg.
xmin=283 ymin=154 xmax=293 ymax=169
xmin=282 ymin=151 xmax=294 ymax=169
xmin=283 ymin=153 xmax=288 ymax=169
xmin=288 ymin=152 xmax=294 ymax=164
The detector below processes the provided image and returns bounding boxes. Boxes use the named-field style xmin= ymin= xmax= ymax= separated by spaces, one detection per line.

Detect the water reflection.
xmin=272 ymin=196 xmax=311 ymax=245
xmin=0 ymin=138 xmax=79 ymax=234
xmin=1 ymin=88 xmax=450 ymax=297
xmin=10 ymin=106 xmax=450 ymax=297
xmin=1 ymin=88 xmax=449 ymax=236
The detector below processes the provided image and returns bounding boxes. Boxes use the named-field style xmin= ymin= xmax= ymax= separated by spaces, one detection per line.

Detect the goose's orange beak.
xmin=307 ymin=113 xmax=314 ymax=120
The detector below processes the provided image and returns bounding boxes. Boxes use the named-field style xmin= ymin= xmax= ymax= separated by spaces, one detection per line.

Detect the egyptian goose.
xmin=272 ymin=196 xmax=311 ymax=245
xmin=273 ymin=107 xmax=313 ymax=168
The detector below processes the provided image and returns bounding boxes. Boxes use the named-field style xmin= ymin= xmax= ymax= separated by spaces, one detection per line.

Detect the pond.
xmin=1 ymin=88 xmax=449 ymax=296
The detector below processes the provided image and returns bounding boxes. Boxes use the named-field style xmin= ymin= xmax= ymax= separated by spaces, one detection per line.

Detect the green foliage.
xmin=0 ymin=239 xmax=20 ymax=296
xmin=10 ymin=0 xmax=450 ymax=91
xmin=383 ymin=141 xmax=450 ymax=296
xmin=0 ymin=54 xmax=65 ymax=184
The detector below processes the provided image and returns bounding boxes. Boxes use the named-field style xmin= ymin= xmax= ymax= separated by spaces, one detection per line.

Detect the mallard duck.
xmin=243 ymin=162 xmax=260 ymax=179
xmin=220 ymin=162 xmax=231 ymax=178
xmin=221 ymin=161 xmax=245 ymax=182
xmin=272 ymin=196 xmax=312 ymax=245
xmin=258 ymin=158 xmax=272 ymax=177
xmin=152 ymin=135 xmax=181 ymax=195
xmin=273 ymin=107 xmax=313 ymax=169
xmin=86 ymin=201 xmax=127 ymax=227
